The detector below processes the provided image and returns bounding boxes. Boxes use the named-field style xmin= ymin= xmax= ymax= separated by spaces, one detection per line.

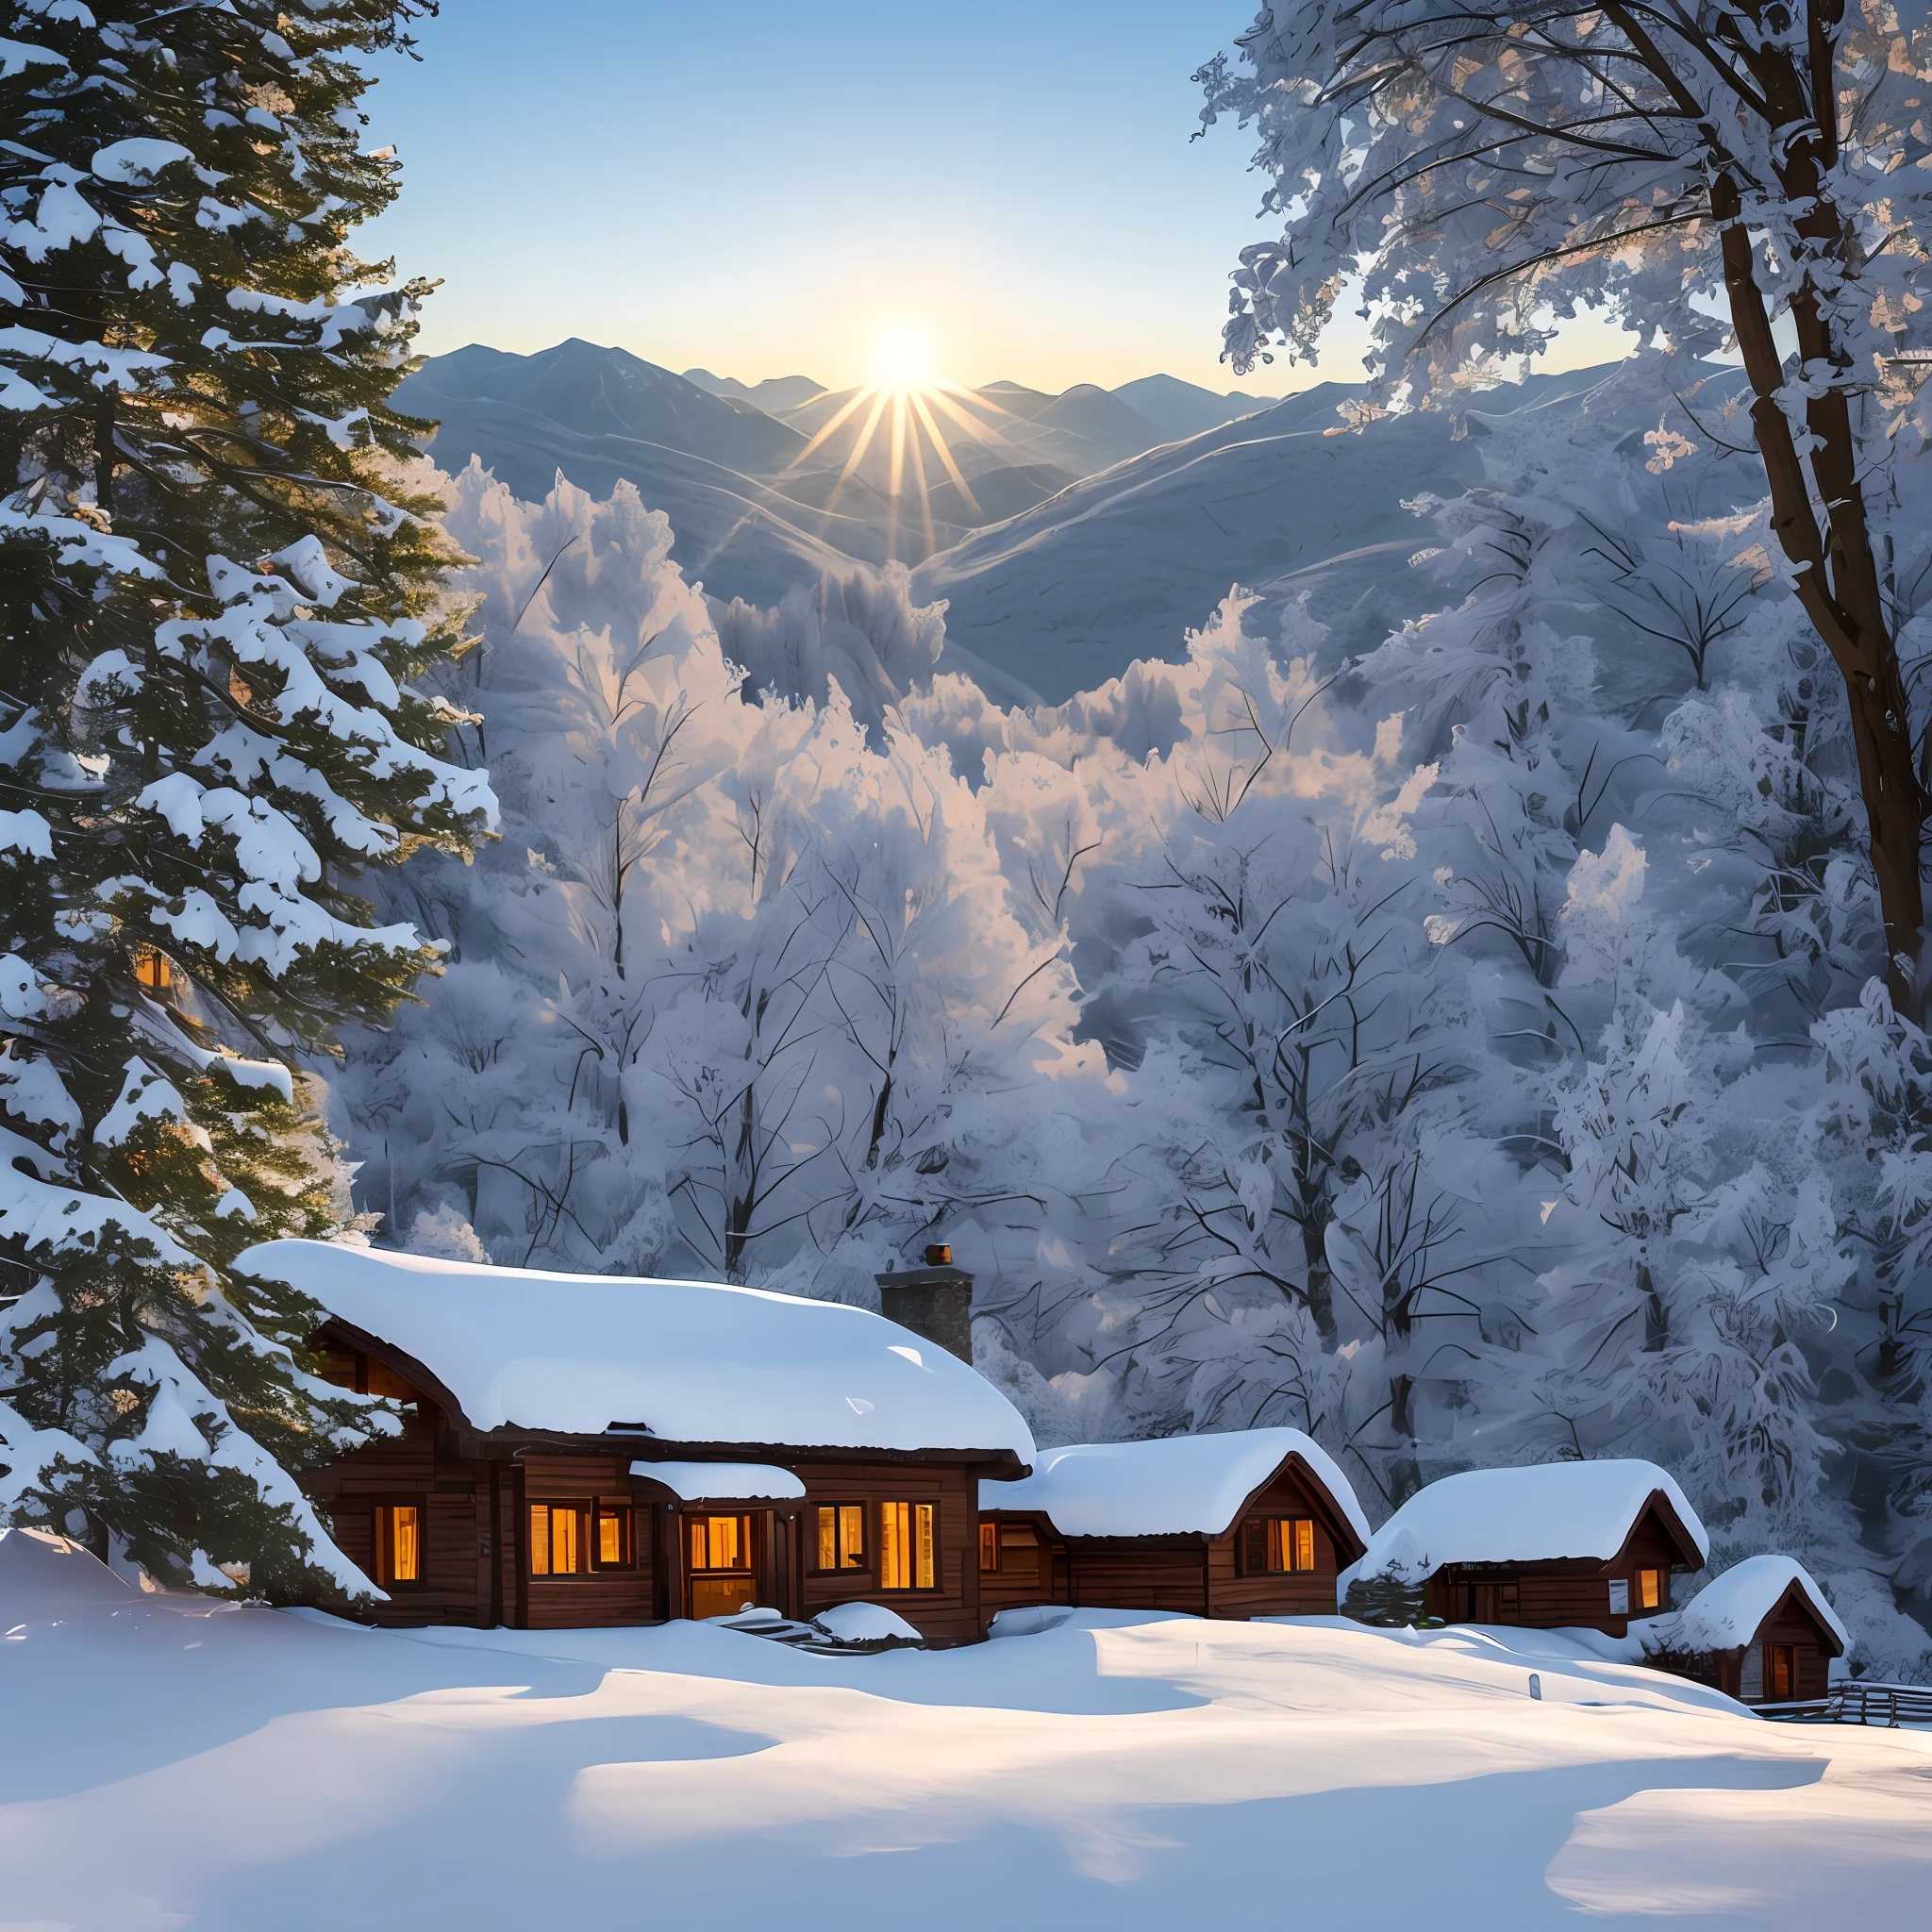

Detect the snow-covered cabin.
xmin=977 ymin=1429 xmax=1371 ymax=1621
xmin=1348 ymin=1459 xmax=1709 ymax=1637
xmin=242 ymin=1240 xmax=1034 ymax=1644
xmin=1641 ymin=1556 xmax=1847 ymax=1705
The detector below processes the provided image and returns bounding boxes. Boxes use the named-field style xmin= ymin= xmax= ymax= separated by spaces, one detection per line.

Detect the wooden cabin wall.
xmin=1062 ymin=1541 xmax=1209 ymax=1616
xmin=303 ymin=1409 xmax=491 ymax=1628
xmin=977 ymin=1517 xmax=1066 ymax=1620
xmin=791 ymin=1459 xmax=984 ymax=1646
xmin=303 ymin=1362 xmax=1001 ymax=1641
xmin=1756 ymin=1600 xmax=1836 ymax=1701
xmin=1424 ymin=1507 xmax=1699 ymax=1636
xmin=520 ymin=1455 xmax=656 ymax=1630
xmin=1208 ymin=1467 xmax=1345 ymax=1620
xmin=1424 ymin=1560 xmax=1627 ymax=1633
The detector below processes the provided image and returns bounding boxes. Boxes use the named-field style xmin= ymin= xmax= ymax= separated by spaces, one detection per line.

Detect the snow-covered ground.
xmin=4 ymin=1533 xmax=1927 ymax=1930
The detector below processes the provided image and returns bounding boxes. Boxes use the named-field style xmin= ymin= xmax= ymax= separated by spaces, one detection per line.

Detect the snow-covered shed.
xmin=242 ymin=1240 xmax=1034 ymax=1643
xmin=1348 ymin=1458 xmax=1709 ymax=1637
xmin=977 ymin=1428 xmax=1372 ymax=1621
xmin=1641 ymin=1555 xmax=1847 ymax=1705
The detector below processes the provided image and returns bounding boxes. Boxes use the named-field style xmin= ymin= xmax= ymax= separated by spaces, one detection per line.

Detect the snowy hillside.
xmin=913 ymin=362 xmax=1643 ymax=701
xmin=3 ymin=1530 xmax=1925 ymax=1932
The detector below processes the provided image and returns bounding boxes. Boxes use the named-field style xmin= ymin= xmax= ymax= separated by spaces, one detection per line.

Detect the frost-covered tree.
xmin=347 ymin=468 xmax=1109 ymax=1306
xmin=0 ymin=0 xmax=494 ymax=1593
xmin=1201 ymin=0 xmax=1932 ymax=989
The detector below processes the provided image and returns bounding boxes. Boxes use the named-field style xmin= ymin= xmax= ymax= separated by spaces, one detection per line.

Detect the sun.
xmin=785 ymin=323 xmax=1033 ymax=559
xmin=870 ymin=325 xmax=934 ymax=391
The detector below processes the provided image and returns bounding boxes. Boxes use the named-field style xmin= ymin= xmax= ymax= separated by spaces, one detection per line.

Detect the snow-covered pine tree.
xmin=0 ymin=0 xmax=495 ymax=1594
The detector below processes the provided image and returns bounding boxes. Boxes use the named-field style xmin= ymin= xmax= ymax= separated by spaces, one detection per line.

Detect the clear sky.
xmin=358 ymin=1 xmax=1630 ymax=396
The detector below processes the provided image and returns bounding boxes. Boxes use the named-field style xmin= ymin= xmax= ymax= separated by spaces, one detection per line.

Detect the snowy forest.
xmin=6 ymin=0 xmax=1932 ymax=1683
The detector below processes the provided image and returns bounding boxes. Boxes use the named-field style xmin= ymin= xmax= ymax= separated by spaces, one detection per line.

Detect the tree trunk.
xmin=1710 ymin=166 xmax=1926 ymax=1007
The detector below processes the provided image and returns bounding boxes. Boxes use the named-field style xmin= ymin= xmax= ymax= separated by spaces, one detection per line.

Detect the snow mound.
xmin=811 ymin=1601 xmax=923 ymax=1647
xmin=1355 ymin=1460 xmax=1709 ymax=1582
xmin=980 ymin=1427 xmax=1371 ymax=1545
xmin=631 ymin=1461 xmax=807 ymax=1502
xmin=0 ymin=1527 xmax=136 ymax=1614
xmin=988 ymin=1604 xmax=1076 ymax=1639
xmin=1654 ymin=1556 xmax=1850 ymax=1656
xmin=241 ymin=1238 xmax=1034 ymax=1458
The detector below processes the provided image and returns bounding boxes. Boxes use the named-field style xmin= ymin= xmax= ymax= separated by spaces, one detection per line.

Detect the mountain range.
xmin=395 ymin=340 xmax=1636 ymax=703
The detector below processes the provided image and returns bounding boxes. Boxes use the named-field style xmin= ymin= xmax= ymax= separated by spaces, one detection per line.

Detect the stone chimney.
xmin=874 ymin=1244 xmax=974 ymax=1364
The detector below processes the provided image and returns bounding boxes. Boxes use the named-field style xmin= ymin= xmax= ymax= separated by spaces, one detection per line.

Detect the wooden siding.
xmin=304 ymin=1391 xmax=997 ymax=1641
xmin=977 ymin=1515 xmax=1067 ymax=1621
xmin=979 ymin=1456 xmax=1357 ymax=1624
xmin=1660 ymin=1583 xmax=1840 ymax=1703
xmin=791 ymin=1459 xmax=985 ymax=1647
xmin=303 ymin=1409 xmax=496 ymax=1628
xmin=1423 ymin=1501 xmax=1700 ymax=1637
xmin=1064 ymin=1540 xmax=1210 ymax=1616
xmin=1208 ymin=1467 xmax=1345 ymax=1619
xmin=980 ymin=1457 xmax=1357 ymax=1624
xmin=521 ymin=1454 xmax=656 ymax=1630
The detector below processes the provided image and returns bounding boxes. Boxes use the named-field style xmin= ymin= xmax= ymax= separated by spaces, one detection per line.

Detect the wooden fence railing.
xmin=1757 ymin=1681 xmax=1932 ymax=1727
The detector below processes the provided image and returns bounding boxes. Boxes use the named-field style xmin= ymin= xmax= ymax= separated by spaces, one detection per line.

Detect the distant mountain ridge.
xmin=400 ymin=340 xmax=1657 ymax=701
xmin=409 ymin=341 xmax=805 ymax=473
xmin=685 ymin=368 xmax=828 ymax=413
xmin=1112 ymin=373 xmax=1293 ymax=439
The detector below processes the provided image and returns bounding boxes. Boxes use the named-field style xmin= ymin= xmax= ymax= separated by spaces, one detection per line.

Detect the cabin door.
xmin=684 ymin=1511 xmax=763 ymax=1620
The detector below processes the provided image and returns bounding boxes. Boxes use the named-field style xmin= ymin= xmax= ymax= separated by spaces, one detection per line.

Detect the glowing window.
xmin=879 ymin=1502 xmax=935 ymax=1591
xmin=689 ymin=1514 xmax=751 ymax=1573
xmin=979 ymin=1522 xmax=998 ymax=1573
xmin=133 ymin=946 xmax=172 ymax=991
xmin=528 ymin=1502 xmax=590 ymax=1576
xmin=1765 ymin=1643 xmax=1798 ymax=1702
xmin=1638 ymin=1568 xmax=1662 ymax=1611
xmin=373 ymin=1503 xmax=421 ymax=1586
xmin=814 ymin=1504 xmax=866 ymax=1572
xmin=687 ymin=1513 xmax=755 ymax=1619
xmin=1241 ymin=1516 xmax=1317 ymax=1574
xmin=597 ymin=1503 xmax=632 ymax=1568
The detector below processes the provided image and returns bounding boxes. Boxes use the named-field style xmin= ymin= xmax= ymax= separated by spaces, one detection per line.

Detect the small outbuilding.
xmin=242 ymin=1239 xmax=1034 ymax=1644
xmin=1347 ymin=1458 xmax=1709 ymax=1637
xmin=1641 ymin=1555 xmax=1848 ymax=1705
xmin=978 ymin=1428 xmax=1371 ymax=1622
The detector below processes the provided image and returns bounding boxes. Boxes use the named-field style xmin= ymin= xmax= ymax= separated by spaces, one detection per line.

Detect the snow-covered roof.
xmin=1661 ymin=1555 xmax=1849 ymax=1657
xmin=979 ymin=1427 xmax=1371 ymax=1547
xmin=242 ymin=1239 xmax=1033 ymax=1460
xmin=1355 ymin=1459 xmax=1708 ymax=1582
xmin=631 ymin=1461 xmax=806 ymax=1502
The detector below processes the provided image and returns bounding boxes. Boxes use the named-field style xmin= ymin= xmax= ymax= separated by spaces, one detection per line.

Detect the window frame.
xmin=809 ymin=1502 xmax=870 ymax=1576
xmin=683 ymin=1510 xmax=761 ymax=1620
xmin=595 ymin=1498 xmax=636 ymax=1571
xmin=1238 ymin=1514 xmax=1319 ymax=1576
xmin=876 ymin=1500 xmax=938 ymax=1591
xmin=527 ymin=1498 xmax=640 ymax=1579
xmin=371 ymin=1497 xmax=426 ymax=1591
xmin=1636 ymin=1567 xmax=1664 ymax=1613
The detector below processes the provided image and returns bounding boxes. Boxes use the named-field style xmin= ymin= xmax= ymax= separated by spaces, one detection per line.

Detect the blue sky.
xmin=358 ymin=2 xmax=1627 ymax=394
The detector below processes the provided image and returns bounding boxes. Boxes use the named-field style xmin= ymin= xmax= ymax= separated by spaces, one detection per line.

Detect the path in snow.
xmin=2 ymin=1532 xmax=1926 ymax=1931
